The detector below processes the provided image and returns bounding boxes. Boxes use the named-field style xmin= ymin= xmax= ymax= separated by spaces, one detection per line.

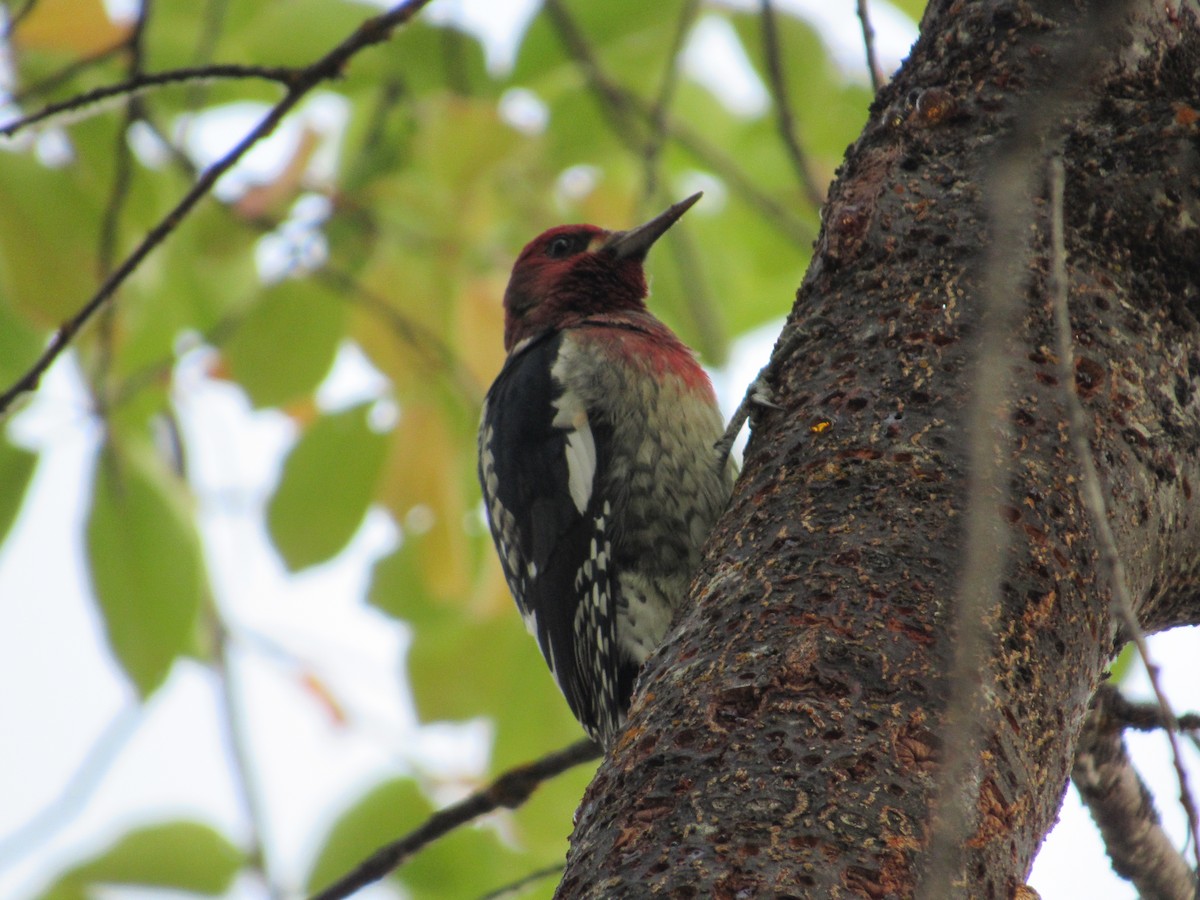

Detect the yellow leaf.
xmin=453 ymin=276 xmax=508 ymax=388
xmin=378 ymin=402 xmax=471 ymax=600
xmin=13 ymin=0 xmax=130 ymax=54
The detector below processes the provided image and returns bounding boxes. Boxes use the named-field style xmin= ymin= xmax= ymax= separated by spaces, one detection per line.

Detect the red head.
xmin=502 ymin=192 xmax=702 ymax=351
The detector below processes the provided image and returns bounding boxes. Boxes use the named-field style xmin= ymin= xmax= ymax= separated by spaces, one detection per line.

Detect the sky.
xmin=1 ymin=1 xmax=1198 ymax=898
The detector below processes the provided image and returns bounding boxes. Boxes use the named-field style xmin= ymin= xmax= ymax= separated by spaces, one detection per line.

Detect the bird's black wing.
xmin=478 ymin=331 xmax=625 ymax=741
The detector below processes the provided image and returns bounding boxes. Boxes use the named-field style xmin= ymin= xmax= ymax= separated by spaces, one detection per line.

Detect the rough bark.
xmin=559 ymin=0 xmax=1200 ymax=897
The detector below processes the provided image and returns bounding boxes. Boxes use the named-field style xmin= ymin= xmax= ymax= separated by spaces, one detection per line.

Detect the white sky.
xmin=2 ymin=2 xmax=1197 ymax=899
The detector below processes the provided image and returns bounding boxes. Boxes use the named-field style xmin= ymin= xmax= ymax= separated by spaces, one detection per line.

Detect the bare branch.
xmin=0 ymin=0 xmax=438 ymax=418
xmin=309 ymin=739 xmax=602 ymax=900
xmin=476 ymin=864 xmax=565 ymax=900
xmin=1047 ymin=155 xmax=1200 ymax=869
xmin=758 ymin=0 xmax=825 ymax=209
xmin=0 ymin=64 xmax=299 ymax=137
xmin=0 ymin=704 xmax=141 ymax=866
xmin=1100 ymin=689 xmax=1200 ymax=735
xmin=1073 ymin=684 xmax=1198 ymax=900
xmin=855 ymin=0 xmax=882 ymax=94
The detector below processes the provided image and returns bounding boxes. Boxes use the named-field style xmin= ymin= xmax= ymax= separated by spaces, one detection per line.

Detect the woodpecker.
xmin=478 ymin=193 xmax=735 ymax=746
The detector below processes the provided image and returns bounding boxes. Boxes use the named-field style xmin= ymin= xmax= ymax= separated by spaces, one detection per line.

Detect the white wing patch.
xmin=551 ymin=344 xmax=596 ymax=514
xmin=555 ymin=401 xmax=595 ymax=514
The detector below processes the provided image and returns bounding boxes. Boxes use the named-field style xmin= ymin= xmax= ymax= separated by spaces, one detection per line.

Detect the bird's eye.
xmin=546 ymin=235 xmax=576 ymax=258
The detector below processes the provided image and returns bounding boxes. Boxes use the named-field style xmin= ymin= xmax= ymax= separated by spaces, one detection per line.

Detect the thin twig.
xmin=309 ymin=739 xmax=602 ymax=900
xmin=543 ymin=0 xmax=812 ymax=247
xmin=0 ymin=704 xmax=141 ymax=866
xmin=542 ymin=0 xmax=640 ymax=140
xmin=1 ymin=63 xmax=299 ymax=137
xmin=759 ymin=0 xmax=825 ymax=209
xmin=0 ymin=0 xmax=437 ymax=418
xmin=2 ymin=0 xmax=38 ymax=39
xmin=213 ymin=617 xmax=280 ymax=897
xmin=855 ymin=0 xmax=882 ymax=94
xmin=10 ymin=38 xmax=135 ymax=104
xmin=640 ymin=0 xmax=700 ymax=205
xmin=476 ymin=864 xmax=566 ymax=900
xmin=1048 ymin=157 xmax=1200 ymax=871
xmin=316 ymin=266 xmax=484 ymax=407
xmin=1072 ymin=684 xmax=1198 ymax=900
xmin=94 ymin=0 xmax=152 ymax=416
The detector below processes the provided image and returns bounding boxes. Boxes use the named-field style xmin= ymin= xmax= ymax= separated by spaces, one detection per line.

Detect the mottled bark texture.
xmin=558 ymin=0 xmax=1200 ymax=898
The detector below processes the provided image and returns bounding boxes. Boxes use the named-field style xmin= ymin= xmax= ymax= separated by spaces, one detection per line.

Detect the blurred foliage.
xmin=0 ymin=0 xmax=895 ymax=895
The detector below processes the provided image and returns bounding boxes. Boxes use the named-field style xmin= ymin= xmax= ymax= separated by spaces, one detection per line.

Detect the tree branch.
xmin=1101 ymin=690 xmax=1200 ymax=736
xmin=0 ymin=0 xmax=436 ymax=418
xmin=1072 ymin=683 xmax=1199 ymax=900
xmin=309 ymin=739 xmax=601 ymax=900
xmin=855 ymin=0 xmax=882 ymax=93
xmin=0 ymin=64 xmax=300 ymax=138
xmin=1048 ymin=155 xmax=1200 ymax=869
xmin=759 ymin=0 xmax=826 ymax=209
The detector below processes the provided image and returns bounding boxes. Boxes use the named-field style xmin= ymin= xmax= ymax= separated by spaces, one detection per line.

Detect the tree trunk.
xmin=558 ymin=0 xmax=1200 ymax=896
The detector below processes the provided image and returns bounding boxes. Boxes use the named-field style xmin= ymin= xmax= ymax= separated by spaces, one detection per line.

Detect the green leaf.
xmin=224 ymin=277 xmax=347 ymax=409
xmin=41 ymin=821 xmax=243 ymax=900
xmin=0 ymin=438 xmax=37 ymax=549
xmin=306 ymin=777 xmax=432 ymax=895
xmin=1107 ymin=642 xmax=1136 ymax=682
xmin=227 ymin=0 xmax=375 ymax=68
xmin=268 ymin=403 xmax=388 ymax=570
xmin=86 ymin=438 xmax=207 ymax=698
xmin=512 ymin=0 xmax=674 ymax=91
xmin=0 ymin=291 xmax=45 ymax=389
xmin=307 ymin=774 xmax=561 ymax=899
xmin=0 ymin=151 xmax=100 ymax=326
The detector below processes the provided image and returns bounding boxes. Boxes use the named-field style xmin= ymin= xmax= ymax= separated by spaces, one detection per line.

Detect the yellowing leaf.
xmin=0 ymin=154 xmax=100 ymax=326
xmin=453 ymin=276 xmax=508 ymax=388
xmin=377 ymin=401 xmax=472 ymax=600
xmin=13 ymin=0 xmax=130 ymax=54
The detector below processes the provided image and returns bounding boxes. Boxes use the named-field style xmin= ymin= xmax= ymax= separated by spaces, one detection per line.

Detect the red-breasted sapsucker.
xmin=478 ymin=193 xmax=735 ymax=746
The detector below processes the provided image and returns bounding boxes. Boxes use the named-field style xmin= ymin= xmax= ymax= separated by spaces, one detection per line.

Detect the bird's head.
xmin=501 ymin=192 xmax=701 ymax=351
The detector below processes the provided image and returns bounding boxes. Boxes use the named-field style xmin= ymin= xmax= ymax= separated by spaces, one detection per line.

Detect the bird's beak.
xmin=604 ymin=192 xmax=702 ymax=260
